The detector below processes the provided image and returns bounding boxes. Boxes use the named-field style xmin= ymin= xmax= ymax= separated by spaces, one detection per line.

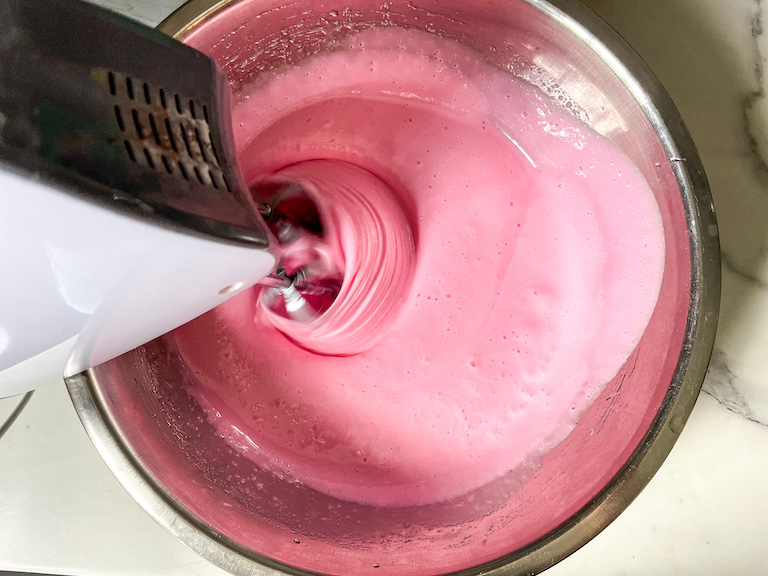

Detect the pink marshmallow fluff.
xmin=169 ymin=28 xmax=665 ymax=507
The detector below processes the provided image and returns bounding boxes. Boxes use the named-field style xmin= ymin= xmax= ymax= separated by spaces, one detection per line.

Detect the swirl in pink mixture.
xmin=170 ymin=28 xmax=665 ymax=507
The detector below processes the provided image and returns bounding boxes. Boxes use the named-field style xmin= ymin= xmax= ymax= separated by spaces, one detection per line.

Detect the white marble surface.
xmin=2 ymin=0 xmax=768 ymax=574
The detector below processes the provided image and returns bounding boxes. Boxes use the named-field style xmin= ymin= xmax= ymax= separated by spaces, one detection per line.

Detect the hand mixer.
xmin=0 ymin=0 xmax=320 ymax=397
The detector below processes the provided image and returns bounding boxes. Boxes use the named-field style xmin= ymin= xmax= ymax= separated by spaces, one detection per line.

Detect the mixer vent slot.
xmin=104 ymin=71 xmax=231 ymax=193
xmin=113 ymin=105 xmax=125 ymax=131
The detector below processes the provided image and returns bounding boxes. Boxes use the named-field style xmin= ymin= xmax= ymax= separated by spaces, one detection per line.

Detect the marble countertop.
xmin=2 ymin=0 xmax=767 ymax=574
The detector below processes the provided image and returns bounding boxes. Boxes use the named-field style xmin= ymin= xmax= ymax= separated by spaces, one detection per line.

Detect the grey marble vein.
xmin=743 ymin=0 xmax=768 ymax=175
xmin=703 ymin=350 xmax=768 ymax=427
xmin=721 ymin=249 xmax=768 ymax=287
xmin=752 ymin=0 xmax=764 ymax=38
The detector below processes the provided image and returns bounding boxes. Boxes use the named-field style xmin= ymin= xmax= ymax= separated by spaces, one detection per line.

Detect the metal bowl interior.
xmin=66 ymin=1 xmax=720 ymax=575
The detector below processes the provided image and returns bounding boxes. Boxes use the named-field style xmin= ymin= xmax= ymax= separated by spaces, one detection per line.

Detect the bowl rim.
xmin=66 ymin=1 xmax=721 ymax=574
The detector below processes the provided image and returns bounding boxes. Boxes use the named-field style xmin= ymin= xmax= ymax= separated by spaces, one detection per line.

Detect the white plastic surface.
xmin=0 ymin=168 xmax=275 ymax=397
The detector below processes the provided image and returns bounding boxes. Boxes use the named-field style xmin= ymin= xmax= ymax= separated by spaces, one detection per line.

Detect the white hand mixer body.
xmin=0 ymin=0 xmax=295 ymax=398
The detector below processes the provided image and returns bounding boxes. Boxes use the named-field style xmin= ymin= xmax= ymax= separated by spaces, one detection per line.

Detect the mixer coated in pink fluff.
xmin=171 ymin=28 xmax=665 ymax=507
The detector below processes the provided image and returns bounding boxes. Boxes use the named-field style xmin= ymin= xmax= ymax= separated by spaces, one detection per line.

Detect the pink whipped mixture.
xmin=170 ymin=28 xmax=665 ymax=507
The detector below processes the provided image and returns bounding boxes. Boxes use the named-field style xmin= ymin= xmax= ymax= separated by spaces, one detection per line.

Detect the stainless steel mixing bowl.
xmin=65 ymin=1 xmax=720 ymax=574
